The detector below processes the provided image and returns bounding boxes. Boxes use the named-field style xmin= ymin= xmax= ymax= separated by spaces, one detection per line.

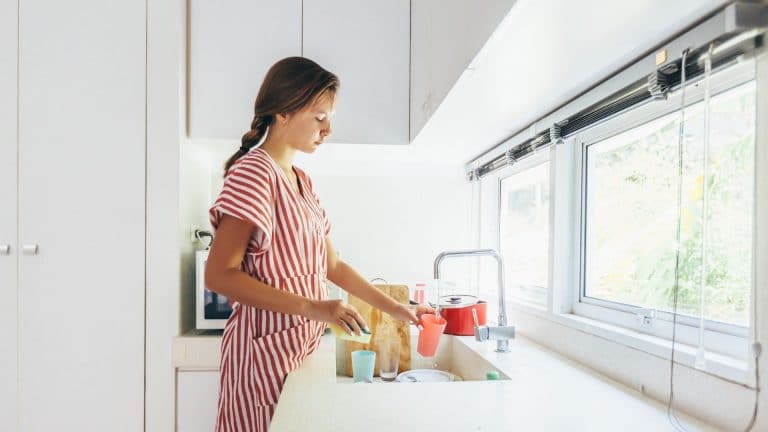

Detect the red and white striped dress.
xmin=209 ymin=147 xmax=331 ymax=431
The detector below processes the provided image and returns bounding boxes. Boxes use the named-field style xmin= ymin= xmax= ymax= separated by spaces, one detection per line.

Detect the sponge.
xmin=328 ymin=323 xmax=372 ymax=344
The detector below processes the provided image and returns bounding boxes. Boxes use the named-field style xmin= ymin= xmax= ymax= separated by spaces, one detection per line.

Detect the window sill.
xmin=509 ymin=302 xmax=753 ymax=386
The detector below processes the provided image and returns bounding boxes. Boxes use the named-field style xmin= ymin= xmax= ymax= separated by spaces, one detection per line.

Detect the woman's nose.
xmin=322 ymin=122 xmax=332 ymax=138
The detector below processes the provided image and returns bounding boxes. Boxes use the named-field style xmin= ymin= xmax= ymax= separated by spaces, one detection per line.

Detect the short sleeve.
xmin=303 ymin=172 xmax=332 ymax=237
xmin=209 ymin=158 xmax=275 ymax=254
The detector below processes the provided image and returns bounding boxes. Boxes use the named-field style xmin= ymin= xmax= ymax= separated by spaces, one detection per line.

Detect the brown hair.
xmin=223 ymin=56 xmax=340 ymax=175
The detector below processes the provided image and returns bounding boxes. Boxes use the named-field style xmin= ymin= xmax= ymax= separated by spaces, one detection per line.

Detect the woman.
xmin=205 ymin=56 xmax=432 ymax=431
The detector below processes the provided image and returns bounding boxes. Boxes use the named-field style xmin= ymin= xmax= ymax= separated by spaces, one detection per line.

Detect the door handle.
xmin=22 ymin=244 xmax=38 ymax=255
xmin=0 ymin=244 xmax=9 ymax=255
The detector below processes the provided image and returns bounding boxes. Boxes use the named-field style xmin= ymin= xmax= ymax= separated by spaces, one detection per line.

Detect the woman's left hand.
xmin=391 ymin=304 xmax=435 ymax=325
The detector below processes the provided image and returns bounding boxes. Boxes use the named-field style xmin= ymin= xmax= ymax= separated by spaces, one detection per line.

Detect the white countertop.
xmin=270 ymin=333 xmax=716 ymax=432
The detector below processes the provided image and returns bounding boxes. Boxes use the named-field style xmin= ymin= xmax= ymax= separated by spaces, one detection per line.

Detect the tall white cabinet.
xmin=0 ymin=0 xmax=19 ymax=427
xmin=2 ymin=1 xmax=146 ymax=430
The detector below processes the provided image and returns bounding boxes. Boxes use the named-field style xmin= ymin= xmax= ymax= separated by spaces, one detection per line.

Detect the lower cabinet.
xmin=177 ymin=370 xmax=220 ymax=432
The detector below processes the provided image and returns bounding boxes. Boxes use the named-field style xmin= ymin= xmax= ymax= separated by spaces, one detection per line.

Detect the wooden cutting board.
xmin=344 ymin=284 xmax=411 ymax=377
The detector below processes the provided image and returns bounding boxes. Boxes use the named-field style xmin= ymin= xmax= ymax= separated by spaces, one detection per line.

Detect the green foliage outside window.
xmin=586 ymin=81 xmax=755 ymax=326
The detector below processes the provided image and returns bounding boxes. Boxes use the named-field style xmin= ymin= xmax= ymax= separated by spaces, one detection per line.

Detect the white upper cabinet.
xmin=303 ymin=0 xmax=410 ymax=144
xmin=188 ymin=0 xmax=302 ymax=140
xmin=187 ymin=1 xmax=513 ymax=145
xmin=410 ymin=0 xmax=516 ymax=141
xmin=0 ymin=0 xmax=18 ymax=426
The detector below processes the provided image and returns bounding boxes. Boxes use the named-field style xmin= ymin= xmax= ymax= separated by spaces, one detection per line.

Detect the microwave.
xmin=196 ymin=249 xmax=232 ymax=330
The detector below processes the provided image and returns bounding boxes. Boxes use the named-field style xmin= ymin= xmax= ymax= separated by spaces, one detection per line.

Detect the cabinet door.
xmin=17 ymin=0 xmax=145 ymax=430
xmin=188 ymin=0 xmax=302 ymax=140
xmin=177 ymin=371 xmax=220 ymax=432
xmin=0 ymin=0 xmax=18 ymax=427
xmin=303 ymin=0 xmax=410 ymax=145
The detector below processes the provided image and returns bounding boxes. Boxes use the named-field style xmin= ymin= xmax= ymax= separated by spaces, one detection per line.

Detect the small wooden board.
xmin=344 ymin=284 xmax=411 ymax=377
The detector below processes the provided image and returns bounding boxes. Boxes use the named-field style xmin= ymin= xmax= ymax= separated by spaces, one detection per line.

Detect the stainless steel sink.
xmin=335 ymin=334 xmax=509 ymax=383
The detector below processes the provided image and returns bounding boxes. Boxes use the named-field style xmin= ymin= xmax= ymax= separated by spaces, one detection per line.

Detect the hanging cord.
xmin=667 ymin=47 xmax=690 ymax=432
xmin=694 ymin=43 xmax=715 ymax=371
xmin=743 ymin=339 xmax=761 ymax=431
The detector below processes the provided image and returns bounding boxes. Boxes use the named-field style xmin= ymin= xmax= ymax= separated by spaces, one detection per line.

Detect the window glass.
xmin=583 ymin=81 xmax=755 ymax=326
xmin=499 ymin=162 xmax=551 ymax=308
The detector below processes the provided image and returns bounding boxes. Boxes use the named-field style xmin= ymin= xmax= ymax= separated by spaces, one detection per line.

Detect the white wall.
xmin=310 ymin=169 xmax=472 ymax=286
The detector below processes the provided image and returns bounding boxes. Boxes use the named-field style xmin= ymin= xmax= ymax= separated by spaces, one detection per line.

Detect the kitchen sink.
xmin=335 ymin=334 xmax=509 ymax=383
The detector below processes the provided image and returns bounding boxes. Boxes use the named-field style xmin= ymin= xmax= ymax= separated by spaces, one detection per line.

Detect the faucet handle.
xmin=472 ymin=308 xmax=489 ymax=342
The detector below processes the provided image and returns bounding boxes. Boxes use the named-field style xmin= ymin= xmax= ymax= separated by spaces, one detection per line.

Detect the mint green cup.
xmin=351 ymin=350 xmax=376 ymax=383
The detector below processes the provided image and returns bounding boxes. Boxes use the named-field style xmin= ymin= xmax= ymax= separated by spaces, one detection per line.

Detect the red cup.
xmin=417 ymin=314 xmax=447 ymax=357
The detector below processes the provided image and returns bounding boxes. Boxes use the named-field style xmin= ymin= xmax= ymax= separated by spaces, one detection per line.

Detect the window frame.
xmin=571 ymin=60 xmax=757 ymax=360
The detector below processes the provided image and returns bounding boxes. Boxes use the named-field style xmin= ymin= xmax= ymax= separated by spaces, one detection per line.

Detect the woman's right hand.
xmin=307 ymin=299 xmax=369 ymax=335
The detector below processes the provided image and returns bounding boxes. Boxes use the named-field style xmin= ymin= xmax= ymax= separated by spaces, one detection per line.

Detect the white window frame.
xmin=495 ymin=148 xmax=554 ymax=311
xmin=571 ymin=59 xmax=757 ymax=361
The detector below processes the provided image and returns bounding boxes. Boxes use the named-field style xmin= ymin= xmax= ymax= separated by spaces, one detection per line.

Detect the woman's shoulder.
xmin=228 ymin=148 xmax=276 ymax=182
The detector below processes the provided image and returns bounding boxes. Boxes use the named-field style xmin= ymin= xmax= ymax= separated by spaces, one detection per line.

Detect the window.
xmin=579 ymin=78 xmax=756 ymax=346
xmin=473 ymin=24 xmax=764 ymax=383
xmin=499 ymin=159 xmax=551 ymax=309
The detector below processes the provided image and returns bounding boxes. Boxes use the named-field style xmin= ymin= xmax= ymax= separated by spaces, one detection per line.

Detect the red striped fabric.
xmin=209 ymin=147 xmax=331 ymax=431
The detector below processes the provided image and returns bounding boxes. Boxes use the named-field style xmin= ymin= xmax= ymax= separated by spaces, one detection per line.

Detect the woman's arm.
xmin=325 ymin=237 xmax=432 ymax=324
xmin=205 ymin=215 xmax=367 ymax=334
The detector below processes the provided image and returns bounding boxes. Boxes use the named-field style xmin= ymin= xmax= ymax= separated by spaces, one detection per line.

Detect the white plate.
xmin=395 ymin=369 xmax=458 ymax=383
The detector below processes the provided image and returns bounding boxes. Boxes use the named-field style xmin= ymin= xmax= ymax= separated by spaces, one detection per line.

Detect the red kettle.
xmin=438 ymin=294 xmax=486 ymax=336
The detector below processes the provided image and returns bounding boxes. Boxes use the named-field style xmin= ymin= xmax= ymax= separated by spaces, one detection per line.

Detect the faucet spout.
xmin=433 ymin=249 xmax=513 ymax=352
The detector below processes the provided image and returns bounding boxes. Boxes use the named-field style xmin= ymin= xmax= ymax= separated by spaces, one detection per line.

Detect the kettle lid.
xmin=437 ymin=294 xmax=479 ymax=308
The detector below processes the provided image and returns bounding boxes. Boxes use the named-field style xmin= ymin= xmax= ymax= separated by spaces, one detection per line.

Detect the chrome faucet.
xmin=433 ymin=249 xmax=515 ymax=352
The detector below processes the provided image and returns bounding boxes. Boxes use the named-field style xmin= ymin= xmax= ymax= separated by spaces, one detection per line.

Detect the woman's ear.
xmin=276 ymin=112 xmax=290 ymax=124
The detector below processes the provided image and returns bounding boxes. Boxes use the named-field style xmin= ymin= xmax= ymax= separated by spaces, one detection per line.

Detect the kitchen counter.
xmin=173 ymin=330 xmax=715 ymax=431
xmin=270 ymin=333 xmax=716 ymax=432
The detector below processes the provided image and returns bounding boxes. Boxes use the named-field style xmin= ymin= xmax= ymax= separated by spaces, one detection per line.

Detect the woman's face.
xmin=282 ymin=93 xmax=335 ymax=153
